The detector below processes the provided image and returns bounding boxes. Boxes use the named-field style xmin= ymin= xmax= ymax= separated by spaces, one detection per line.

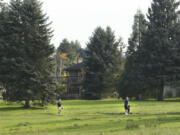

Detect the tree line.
xmin=0 ymin=0 xmax=180 ymax=108
xmin=119 ymin=0 xmax=180 ymax=100
xmin=82 ymin=0 xmax=180 ymax=100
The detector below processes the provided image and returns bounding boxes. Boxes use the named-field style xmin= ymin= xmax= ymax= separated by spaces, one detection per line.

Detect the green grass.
xmin=0 ymin=99 xmax=180 ymax=135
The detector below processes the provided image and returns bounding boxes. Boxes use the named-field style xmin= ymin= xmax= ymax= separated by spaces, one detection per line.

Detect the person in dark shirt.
xmin=57 ymin=99 xmax=62 ymax=115
xmin=124 ymin=97 xmax=129 ymax=115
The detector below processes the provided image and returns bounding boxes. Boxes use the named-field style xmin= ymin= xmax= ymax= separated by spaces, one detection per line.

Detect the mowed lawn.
xmin=0 ymin=99 xmax=180 ymax=135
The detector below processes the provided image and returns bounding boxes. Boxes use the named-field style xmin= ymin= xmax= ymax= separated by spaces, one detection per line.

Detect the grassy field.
xmin=0 ymin=99 xmax=180 ymax=135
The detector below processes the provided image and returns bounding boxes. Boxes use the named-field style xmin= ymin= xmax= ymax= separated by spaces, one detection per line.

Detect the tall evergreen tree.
xmin=0 ymin=0 xmax=55 ymax=107
xmin=57 ymin=39 xmax=73 ymax=57
xmin=22 ymin=0 xmax=55 ymax=106
xmin=118 ymin=10 xmax=147 ymax=99
xmin=0 ymin=0 xmax=24 ymax=103
xmin=127 ymin=10 xmax=147 ymax=57
xmin=0 ymin=0 xmax=7 ymax=90
xmin=71 ymin=40 xmax=85 ymax=59
xmin=139 ymin=0 xmax=180 ymax=100
xmin=83 ymin=26 xmax=122 ymax=99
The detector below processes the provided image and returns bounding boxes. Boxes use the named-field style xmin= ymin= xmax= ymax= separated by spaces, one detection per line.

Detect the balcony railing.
xmin=67 ymin=76 xmax=82 ymax=84
xmin=56 ymin=76 xmax=82 ymax=84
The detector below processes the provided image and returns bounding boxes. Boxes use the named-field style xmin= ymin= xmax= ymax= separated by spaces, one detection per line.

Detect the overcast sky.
xmin=41 ymin=0 xmax=153 ymax=48
xmin=6 ymin=0 xmax=152 ymax=48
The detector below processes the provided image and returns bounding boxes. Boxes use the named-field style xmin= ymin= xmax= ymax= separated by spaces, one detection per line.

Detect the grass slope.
xmin=0 ymin=99 xmax=180 ymax=135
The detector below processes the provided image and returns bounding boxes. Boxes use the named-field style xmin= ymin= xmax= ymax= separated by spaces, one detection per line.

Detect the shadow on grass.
xmin=154 ymin=112 xmax=180 ymax=115
xmin=101 ymin=112 xmax=180 ymax=116
xmin=141 ymin=97 xmax=180 ymax=102
xmin=0 ymin=106 xmax=45 ymax=112
xmin=101 ymin=112 xmax=136 ymax=115
xmin=63 ymin=99 xmax=121 ymax=106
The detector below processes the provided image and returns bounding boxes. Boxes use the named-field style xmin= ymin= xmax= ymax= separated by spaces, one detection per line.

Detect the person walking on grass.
xmin=57 ymin=99 xmax=62 ymax=116
xmin=124 ymin=97 xmax=129 ymax=115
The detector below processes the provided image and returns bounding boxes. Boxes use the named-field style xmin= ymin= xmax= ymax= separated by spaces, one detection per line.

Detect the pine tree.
xmin=22 ymin=0 xmax=55 ymax=106
xmin=0 ymin=0 xmax=55 ymax=107
xmin=0 ymin=0 xmax=8 ymax=90
xmin=139 ymin=0 xmax=180 ymax=100
xmin=71 ymin=40 xmax=85 ymax=59
xmin=57 ymin=39 xmax=72 ymax=56
xmin=118 ymin=10 xmax=147 ymax=99
xmin=0 ymin=0 xmax=25 ymax=103
xmin=83 ymin=26 xmax=122 ymax=99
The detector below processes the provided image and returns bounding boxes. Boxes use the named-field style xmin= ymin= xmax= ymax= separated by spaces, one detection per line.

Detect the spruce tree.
xmin=0 ymin=0 xmax=25 ymax=103
xmin=83 ymin=26 xmax=122 ymax=99
xmin=0 ymin=0 xmax=7 ymax=89
xmin=118 ymin=10 xmax=147 ymax=99
xmin=22 ymin=0 xmax=55 ymax=106
xmin=139 ymin=0 xmax=180 ymax=100
xmin=57 ymin=39 xmax=72 ymax=57
xmin=0 ymin=0 xmax=55 ymax=107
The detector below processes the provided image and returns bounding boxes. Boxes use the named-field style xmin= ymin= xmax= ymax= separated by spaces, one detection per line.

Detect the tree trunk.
xmin=24 ymin=100 xmax=30 ymax=108
xmin=157 ymin=78 xmax=164 ymax=101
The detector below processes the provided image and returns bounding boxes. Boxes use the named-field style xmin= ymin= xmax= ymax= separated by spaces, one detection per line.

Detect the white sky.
xmin=6 ymin=0 xmax=153 ymax=48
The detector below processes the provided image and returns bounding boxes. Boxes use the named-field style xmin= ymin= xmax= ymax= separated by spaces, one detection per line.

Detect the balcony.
xmin=56 ymin=76 xmax=82 ymax=84
xmin=67 ymin=76 xmax=82 ymax=84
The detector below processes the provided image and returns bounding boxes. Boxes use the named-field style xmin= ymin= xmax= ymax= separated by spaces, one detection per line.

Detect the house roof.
xmin=65 ymin=62 xmax=84 ymax=71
